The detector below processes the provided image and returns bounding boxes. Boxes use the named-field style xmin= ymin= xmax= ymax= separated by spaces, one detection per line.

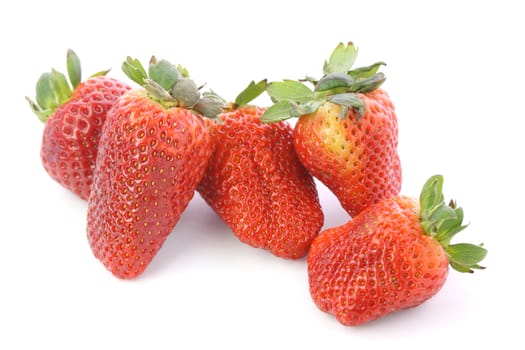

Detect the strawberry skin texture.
xmin=41 ymin=76 xmax=131 ymax=200
xmin=87 ymin=90 xmax=212 ymax=278
xmin=294 ymin=89 xmax=401 ymax=217
xmin=307 ymin=195 xmax=448 ymax=326
xmin=197 ymin=106 xmax=324 ymax=258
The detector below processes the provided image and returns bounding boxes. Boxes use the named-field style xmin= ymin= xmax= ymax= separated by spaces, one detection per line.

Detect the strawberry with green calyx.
xmin=307 ymin=175 xmax=487 ymax=326
xmin=27 ymin=49 xmax=131 ymax=200
xmin=197 ymin=80 xmax=324 ymax=258
xmin=262 ymin=42 xmax=401 ymax=217
xmin=87 ymin=56 xmax=225 ymax=279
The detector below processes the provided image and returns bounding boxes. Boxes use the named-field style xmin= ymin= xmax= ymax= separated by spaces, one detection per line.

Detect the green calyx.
xmin=121 ymin=56 xmax=226 ymax=119
xmin=419 ymin=175 xmax=487 ymax=273
xmin=261 ymin=42 xmax=386 ymax=123
xmin=26 ymin=49 xmax=109 ymax=123
xmin=233 ymin=79 xmax=267 ymax=109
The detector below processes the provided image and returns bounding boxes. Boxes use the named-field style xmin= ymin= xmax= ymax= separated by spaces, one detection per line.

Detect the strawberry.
xmin=307 ymin=175 xmax=487 ymax=326
xmin=197 ymin=81 xmax=324 ymax=258
xmin=26 ymin=49 xmax=131 ymax=200
xmin=87 ymin=57 xmax=225 ymax=278
xmin=262 ymin=42 xmax=401 ymax=217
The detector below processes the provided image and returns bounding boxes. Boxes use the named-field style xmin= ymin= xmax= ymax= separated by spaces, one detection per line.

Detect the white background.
xmin=1 ymin=1 xmax=522 ymax=348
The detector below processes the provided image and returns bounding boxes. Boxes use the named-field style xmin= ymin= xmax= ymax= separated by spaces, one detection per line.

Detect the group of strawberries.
xmin=28 ymin=43 xmax=487 ymax=326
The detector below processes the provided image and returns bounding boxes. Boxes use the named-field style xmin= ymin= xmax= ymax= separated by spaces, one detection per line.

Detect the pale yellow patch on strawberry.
xmin=306 ymin=102 xmax=362 ymax=170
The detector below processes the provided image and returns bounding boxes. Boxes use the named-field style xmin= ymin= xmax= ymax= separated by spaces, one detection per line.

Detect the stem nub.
xmin=419 ymin=175 xmax=487 ymax=273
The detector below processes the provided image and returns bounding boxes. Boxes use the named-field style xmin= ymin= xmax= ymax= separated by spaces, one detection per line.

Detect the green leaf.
xmin=323 ymin=42 xmax=358 ymax=75
xmin=193 ymin=90 xmax=227 ymax=119
xmin=122 ymin=56 xmax=147 ymax=86
xmin=435 ymin=206 xmax=465 ymax=243
xmin=49 ymin=69 xmax=72 ymax=105
xmin=350 ymin=72 xmax=386 ymax=93
xmin=90 ymin=69 xmax=110 ymax=78
xmin=327 ymin=93 xmax=366 ymax=121
xmin=34 ymin=73 xmax=57 ymax=111
xmin=349 ymin=61 xmax=386 ymax=80
xmin=266 ymin=80 xmax=313 ymax=103
xmin=261 ymin=100 xmax=295 ymax=123
xmin=235 ymin=79 xmax=267 ymax=107
xmin=148 ymin=57 xmax=179 ymax=91
xmin=420 ymin=175 xmax=445 ymax=219
xmin=66 ymin=49 xmax=82 ymax=88
xmin=25 ymin=96 xmax=52 ymax=122
xmin=315 ymin=72 xmax=354 ymax=92
xmin=170 ymin=78 xmax=200 ymax=108
xmin=424 ymin=203 xmax=458 ymax=236
xmin=417 ymin=175 xmax=487 ymax=273
xmin=296 ymin=99 xmax=323 ymax=115
xmin=143 ymin=79 xmax=175 ymax=103
xmin=327 ymin=92 xmax=363 ymax=108
xmin=446 ymin=243 xmax=487 ymax=273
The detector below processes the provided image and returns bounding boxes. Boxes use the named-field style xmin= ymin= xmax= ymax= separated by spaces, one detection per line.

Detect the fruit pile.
xmin=27 ymin=44 xmax=487 ymax=326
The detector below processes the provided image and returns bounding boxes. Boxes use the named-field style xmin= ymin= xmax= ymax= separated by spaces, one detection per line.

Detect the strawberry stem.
xmin=121 ymin=56 xmax=226 ymax=119
xmin=419 ymin=175 xmax=487 ymax=273
xmin=27 ymin=49 xmax=108 ymax=123
xmin=261 ymin=42 xmax=386 ymax=123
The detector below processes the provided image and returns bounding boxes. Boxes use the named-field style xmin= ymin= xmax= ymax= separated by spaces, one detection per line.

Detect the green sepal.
xmin=34 ymin=73 xmax=57 ymax=112
xmin=434 ymin=206 xmax=466 ymax=244
xmin=122 ymin=57 xmax=148 ymax=86
xmin=298 ymin=99 xmax=324 ymax=115
xmin=323 ymin=42 xmax=357 ymax=75
xmin=66 ymin=49 xmax=82 ymax=88
xmin=143 ymin=79 xmax=176 ymax=105
xmin=148 ymin=56 xmax=179 ymax=91
xmin=327 ymin=93 xmax=366 ymax=121
xmin=261 ymin=100 xmax=295 ymax=123
xmin=446 ymin=243 xmax=487 ymax=273
xmin=349 ymin=61 xmax=386 ymax=80
xmin=193 ymin=90 xmax=227 ymax=119
xmin=420 ymin=175 xmax=444 ymax=214
xmin=49 ymin=69 xmax=72 ymax=105
xmin=234 ymin=79 xmax=267 ymax=107
xmin=266 ymin=80 xmax=313 ymax=103
xmin=25 ymin=96 xmax=53 ymax=122
xmin=90 ymin=69 xmax=110 ymax=78
xmin=350 ymin=72 xmax=386 ymax=93
xmin=315 ymin=72 xmax=354 ymax=92
xmin=170 ymin=77 xmax=200 ymax=108
xmin=419 ymin=175 xmax=487 ymax=273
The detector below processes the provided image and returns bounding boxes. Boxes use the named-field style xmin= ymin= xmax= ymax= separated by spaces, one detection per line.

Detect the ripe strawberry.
xmin=307 ymin=175 xmax=487 ymax=326
xmin=197 ymin=81 xmax=324 ymax=258
xmin=27 ymin=49 xmax=131 ymax=200
xmin=87 ymin=57 xmax=225 ymax=278
xmin=262 ymin=42 xmax=401 ymax=217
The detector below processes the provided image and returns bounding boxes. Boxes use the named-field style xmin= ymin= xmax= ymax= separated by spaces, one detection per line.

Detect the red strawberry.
xmin=27 ymin=49 xmax=131 ymax=200
xmin=262 ymin=42 xmax=401 ymax=217
xmin=307 ymin=175 xmax=487 ymax=326
xmin=197 ymin=81 xmax=324 ymax=258
xmin=87 ymin=57 xmax=225 ymax=278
